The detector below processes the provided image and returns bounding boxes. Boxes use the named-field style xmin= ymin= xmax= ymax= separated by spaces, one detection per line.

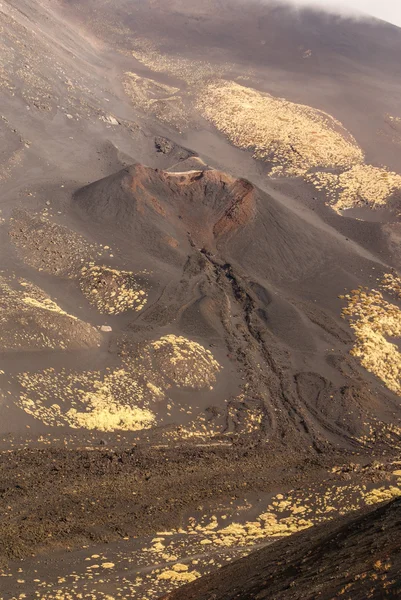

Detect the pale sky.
xmin=288 ymin=0 xmax=401 ymax=27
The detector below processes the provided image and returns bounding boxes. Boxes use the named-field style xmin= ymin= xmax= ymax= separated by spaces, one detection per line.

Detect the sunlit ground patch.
xmin=14 ymin=335 xmax=222 ymax=431
xmin=16 ymin=367 xmax=156 ymax=432
xmin=9 ymin=209 xmax=98 ymax=277
xmin=380 ymin=272 xmax=401 ymax=300
xmin=130 ymin=37 xmax=230 ymax=85
xmin=340 ymin=286 xmax=401 ymax=396
xmin=79 ymin=265 xmax=148 ymax=315
xmin=142 ymin=479 xmax=401 ymax=557
xmin=0 ymin=276 xmax=100 ymax=351
xmin=146 ymin=334 xmax=222 ymax=389
xmin=307 ymin=165 xmax=401 ymax=213
xmin=197 ymin=80 xmax=363 ymax=177
xmin=123 ymin=71 xmax=189 ymax=130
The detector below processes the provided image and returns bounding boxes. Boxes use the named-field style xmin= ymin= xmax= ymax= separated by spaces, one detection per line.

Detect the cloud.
xmin=272 ymin=0 xmax=401 ymax=27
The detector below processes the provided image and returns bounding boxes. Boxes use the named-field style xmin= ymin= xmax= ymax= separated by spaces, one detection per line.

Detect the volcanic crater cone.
xmin=73 ymin=163 xmax=333 ymax=280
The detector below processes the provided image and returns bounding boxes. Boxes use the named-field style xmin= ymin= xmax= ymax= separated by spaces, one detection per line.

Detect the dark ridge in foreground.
xmin=163 ymin=498 xmax=401 ymax=600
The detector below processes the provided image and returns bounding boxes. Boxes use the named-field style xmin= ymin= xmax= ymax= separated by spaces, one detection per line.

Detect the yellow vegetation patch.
xmin=130 ymin=37 xmax=229 ymax=85
xmin=9 ymin=209 xmax=97 ymax=277
xmin=198 ymin=80 xmax=363 ymax=176
xmin=182 ymin=480 xmax=401 ymax=551
xmin=150 ymin=334 xmax=222 ymax=389
xmin=14 ymin=333 xmax=221 ymax=430
xmin=17 ymin=367 xmax=156 ymax=432
xmin=211 ymin=509 xmax=314 ymax=547
xmin=307 ymin=165 xmax=401 ymax=213
xmin=20 ymin=280 xmax=77 ymax=320
xmin=364 ymin=486 xmax=401 ymax=505
xmin=21 ymin=296 xmax=76 ymax=319
xmin=157 ymin=568 xmax=200 ymax=583
xmin=123 ymin=71 xmax=189 ymax=130
xmin=0 ymin=277 xmax=99 ymax=351
xmin=80 ymin=265 xmax=148 ymax=315
xmin=341 ymin=287 xmax=401 ymax=395
xmin=171 ymin=563 xmax=189 ymax=572
xmin=380 ymin=273 xmax=401 ymax=300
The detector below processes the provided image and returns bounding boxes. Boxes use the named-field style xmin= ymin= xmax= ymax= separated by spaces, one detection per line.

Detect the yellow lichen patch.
xmin=171 ymin=563 xmax=189 ymax=572
xmin=0 ymin=277 xmax=100 ymax=351
xmin=20 ymin=280 xmax=77 ymax=320
xmin=16 ymin=367 xmax=156 ymax=432
xmin=79 ymin=265 xmax=148 ymax=315
xmin=380 ymin=273 xmax=401 ymax=300
xmin=123 ymin=71 xmax=189 ymax=130
xmin=183 ymin=480 xmax=401 ymax=552
xmin=9 ymin=209 xmax=97 ymax=277
xmin=341 ymin=287 xmax=401 ymax=395
xmin=149 ymin=335 xmax=222 ymax=389
xmin=197 ymin=80 xmax=363 ymax=176
xmin=130 ymin=37 xmax=230 ymax=85
xmin=364 ymin=486 xmax=401 ymax=505
xmin=307 ymin=165 xmax=401 ymax=213
xmin=13 ymin=333 xmax=221 ymax=430
xmin=157 ymin=568 xmax=200 ymax=583
xmin=210 ymin=509 xmax=314 ymax=547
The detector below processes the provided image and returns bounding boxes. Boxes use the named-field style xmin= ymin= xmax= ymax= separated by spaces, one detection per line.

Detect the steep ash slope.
xmin=163 ymin=498 xmax=401 ymax=600
xmin=1 ymin=0 xmax=401 ymax=599
xmin=72 ymin=163 xmax=401 ymax=456
xmin=73 ymin=163 xmax=332 ymax=279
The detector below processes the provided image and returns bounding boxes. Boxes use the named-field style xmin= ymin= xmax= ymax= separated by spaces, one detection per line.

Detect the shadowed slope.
xmin=163 ymin=498 xmax=401 ymax=600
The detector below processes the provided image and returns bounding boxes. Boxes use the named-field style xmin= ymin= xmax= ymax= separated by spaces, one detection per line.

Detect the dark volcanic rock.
xmin=163 ymin=498 xmax=401 ymax=600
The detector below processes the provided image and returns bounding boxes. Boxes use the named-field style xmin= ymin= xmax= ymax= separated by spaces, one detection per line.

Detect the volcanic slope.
xmin=1 ymin=0 xmax=401 ymax=598
xmin=64 ymin=0 xmax=401 ymax=168
xmin=73 ymin=163 xmax=328 ymax=279
xmin=71 ymin=163 xmax=401 ymax=457
xmin=163 ymin=497 xmax=401 ymax=600
xmin=60 ymin=0 xmax=401 ymax=257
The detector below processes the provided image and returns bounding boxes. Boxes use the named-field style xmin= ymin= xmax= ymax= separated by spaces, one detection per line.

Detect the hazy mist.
xmin=281 ymin=0 xmax=401 ymax=27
